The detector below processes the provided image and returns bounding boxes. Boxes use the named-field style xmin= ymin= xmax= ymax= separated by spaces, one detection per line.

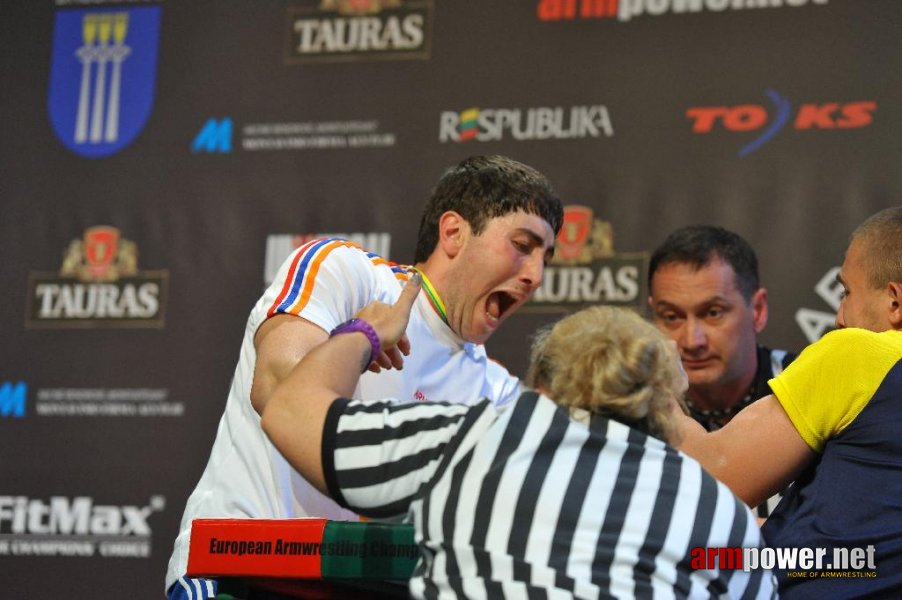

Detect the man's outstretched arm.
xmin=675 ymin=394 xmax=817 ymax=508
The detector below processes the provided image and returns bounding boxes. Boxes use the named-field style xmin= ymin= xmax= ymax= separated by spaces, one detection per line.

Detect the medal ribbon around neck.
xmin=411 ymin=268 xmax=448 ymax=326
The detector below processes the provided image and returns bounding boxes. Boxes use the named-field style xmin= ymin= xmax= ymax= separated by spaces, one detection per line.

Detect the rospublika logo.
xmin=192 ymin=118 xmax=233 ymax=153
xmin=525 ymin=205 xmax=646 ymax=314
xmin=264 ymin=233 xmax=391 ymax=285
xmin=537 ymin=0 xmax=828 ymax=22
xmin=48 ymin=7 xmax=161 ymax=158
xmin=439 ymin=106 xmax=613 ymax=143
xmin=26 ymin=226 xmax=168 ymax=329
xmin=0 ymin=495 xmax=165 ymax=558
xmin=0 ymin=382 xmax=27 ymax=418
xmin=285 ymin=0 xmax=433 ymax=64
xmin=687 ymin=90 xmax=877 ymax=157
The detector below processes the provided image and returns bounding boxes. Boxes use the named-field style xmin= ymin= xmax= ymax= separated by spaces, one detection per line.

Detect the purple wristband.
xmin=329 ymin=318 xmax=381 ymax=371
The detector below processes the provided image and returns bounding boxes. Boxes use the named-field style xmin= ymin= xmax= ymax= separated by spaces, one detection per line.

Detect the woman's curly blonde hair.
xmin=526 ymin=306 xmax=685 ymax=445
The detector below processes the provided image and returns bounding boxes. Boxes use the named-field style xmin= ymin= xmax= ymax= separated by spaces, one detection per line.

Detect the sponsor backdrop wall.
xmin=1 ymin=0 xmax=899 ymax=597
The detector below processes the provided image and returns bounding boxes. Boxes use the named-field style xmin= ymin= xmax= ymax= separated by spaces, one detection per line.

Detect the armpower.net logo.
xmin=537 ymin=0 xmax=828 ymax=23
xmin=693 ymin=545 xmax=878 ymax=579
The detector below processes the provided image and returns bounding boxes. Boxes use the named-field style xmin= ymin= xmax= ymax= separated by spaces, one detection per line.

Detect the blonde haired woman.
xmin=527 ymin=304 xmax=684 ymax=445
xmin=262 ymin=276 xmax=776 ymax=599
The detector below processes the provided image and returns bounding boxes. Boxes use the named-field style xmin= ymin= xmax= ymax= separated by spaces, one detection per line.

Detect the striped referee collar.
xmin=411 ymin=267 xmax=449 ymax=326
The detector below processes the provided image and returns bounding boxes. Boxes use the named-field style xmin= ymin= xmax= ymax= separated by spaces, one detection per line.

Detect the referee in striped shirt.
xmin=262 ymin=273 xmax=776 ymax=599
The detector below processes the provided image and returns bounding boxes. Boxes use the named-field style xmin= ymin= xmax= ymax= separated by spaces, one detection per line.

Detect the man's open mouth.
xmin=487 ymin=291 xmax=518 ymax=322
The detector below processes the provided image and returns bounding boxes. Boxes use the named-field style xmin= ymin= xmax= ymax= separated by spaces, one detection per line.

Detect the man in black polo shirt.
xmin=648 ymin=225 xmax=796 ymax=518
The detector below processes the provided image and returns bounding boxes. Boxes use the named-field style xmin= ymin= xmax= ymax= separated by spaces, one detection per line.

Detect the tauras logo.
xmin=525 ymin=205 xmax=646 ymax=312
xmin=285 ymin=0 xmax=432 ymax=63
xmin=439 ymin=105 xmax=613 ymax=143
xmin=26 ymin=226 xmax=168 ymax=328
xmin=0 ymin=495 xmax=165 ymax=536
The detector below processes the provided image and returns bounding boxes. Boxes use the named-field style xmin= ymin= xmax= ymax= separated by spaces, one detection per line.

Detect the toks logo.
xmin=525 ymin=205 xmax=646 ymax=313
xmin=26 ymin=226 xmax=168 ymax=328
xmin=687 ymin=89 xmax=877 ymax=157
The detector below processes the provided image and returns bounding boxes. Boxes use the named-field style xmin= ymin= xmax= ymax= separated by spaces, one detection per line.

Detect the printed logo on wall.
xmin=285 ymin=0 xmax=433 ymax=64
xmin=26 ymin=226 xmax=168 ymax=329
xmin=523 ymin=205 xmax=646 ymax=314
xmin=0 ymin=495 xmax=165 ymax=558
xmin=192 ymin=118 xmax=233 ymax=154
xmin=439 ymin=105 xmax=614 ymax=143
xmin=191 ymin=118 xmax=396 ymax=153
xmin=537 ymin=0 xmax=828 ymax=22
xmin=0 ymin=382 xmax=27 ymax=419
xmin=48 ymin=6 xmax=161 ymax=158
xmin=32 ymin=387 xmax=183 ymax=418
xmin=264 ymin=233 xmax=392 ymax=285
xmin=796 ymin=266 xmax=841 ymax=343
xmin=686 ymin=90 xmax=877 ymax=157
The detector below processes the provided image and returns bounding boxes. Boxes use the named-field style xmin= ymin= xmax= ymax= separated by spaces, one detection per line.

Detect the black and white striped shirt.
xmin=322 ymin=391 xmax=776 ymax=599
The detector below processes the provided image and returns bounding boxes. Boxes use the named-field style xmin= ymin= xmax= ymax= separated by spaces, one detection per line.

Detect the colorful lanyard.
xmin=412 ymin=268 xmax=448 ymax=326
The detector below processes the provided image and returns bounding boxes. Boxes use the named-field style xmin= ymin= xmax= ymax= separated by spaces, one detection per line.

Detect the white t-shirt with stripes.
xmin=324 ymin=391 xmax=778 ymax=599
xmin=165 ymin=239 xmax=521 ymax=593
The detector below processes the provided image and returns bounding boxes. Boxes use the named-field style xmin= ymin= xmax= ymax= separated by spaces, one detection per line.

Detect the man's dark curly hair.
xmin=413 ymin=156 xmax=563 ymax=263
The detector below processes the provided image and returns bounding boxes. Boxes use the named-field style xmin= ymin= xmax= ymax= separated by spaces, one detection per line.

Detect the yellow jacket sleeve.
xmin=769 ymin=328 xmax=902 ymax=452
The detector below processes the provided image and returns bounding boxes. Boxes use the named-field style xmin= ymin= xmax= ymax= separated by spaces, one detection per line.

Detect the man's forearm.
xmin=675 ymin=395 xmax=815 ymax=508
xmin=261 ymin=276 xmax=420 ymax=494
xmin=261 ymin=331 xmax=370 ymax=493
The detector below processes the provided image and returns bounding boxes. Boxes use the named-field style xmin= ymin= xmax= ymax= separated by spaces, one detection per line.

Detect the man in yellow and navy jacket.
xmin=676 ymin=206 xmax=902 ymax=598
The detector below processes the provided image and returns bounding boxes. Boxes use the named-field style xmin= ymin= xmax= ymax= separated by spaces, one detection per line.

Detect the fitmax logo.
xmin=0 ymin=382 xmax=26 ymax=418
xmin=0 ymin=495 xmax=165 ymax=535
xmin=686 ymin=90 xmax=876 ymax=157
xmin=192 ymin=118 xmax=232 ymax=153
